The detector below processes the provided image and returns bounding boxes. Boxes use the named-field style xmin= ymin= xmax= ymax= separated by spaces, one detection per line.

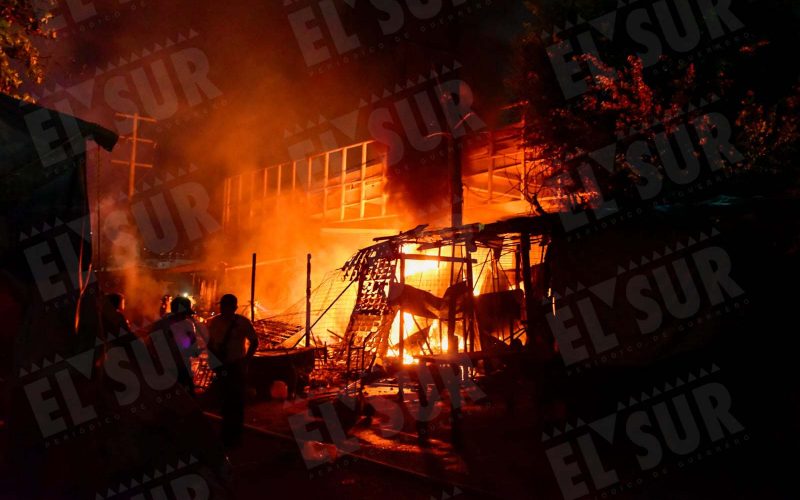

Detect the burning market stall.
xmin=297 ymin=215 xmax=560 ymax=386
xmin=197 ymin=214 xmax=561 ymax=400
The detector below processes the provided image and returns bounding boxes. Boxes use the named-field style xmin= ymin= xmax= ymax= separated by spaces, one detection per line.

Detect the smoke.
xmin=201 ymin=193 xmax=379 ymax=318
xmin=385 ymin=144 xmax=453 ymax=227
xmin=90 ymin=194 xmax=169 ymax=325
xmin=36 ymin=0 xmax=528 ymax=321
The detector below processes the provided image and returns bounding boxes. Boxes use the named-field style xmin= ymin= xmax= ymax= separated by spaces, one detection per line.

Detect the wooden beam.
xmin=401 ymin=254 xmax=477 ymax=264
xmin=519 ymin=232 xmax=536 ymax=341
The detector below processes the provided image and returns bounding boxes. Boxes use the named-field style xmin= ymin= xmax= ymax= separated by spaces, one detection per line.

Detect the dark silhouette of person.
xmin=146 ymin=296 xmax=200 ymax=395
xmin=159 ymin=294 xmax=172 ymax=318
xmin=206 ymin=294 xmax=258 ymax=448
xmin=106 ymin=292 xmax=124 ymax=312
xmin=103 ymin=292 xmax=132 ymax=342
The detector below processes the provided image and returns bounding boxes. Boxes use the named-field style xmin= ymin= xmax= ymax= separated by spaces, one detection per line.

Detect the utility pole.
xmin=448 ymin=0 xmax=462 ymax=229
xmin=111 ymin=113 xmax=157 ymax=197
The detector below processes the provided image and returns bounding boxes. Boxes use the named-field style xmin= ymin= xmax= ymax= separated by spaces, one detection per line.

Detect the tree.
xmin=512 ymin=0 xmax=800 ymax=212
xmin=735 ymin=86 xmax=800 ymax=170
xmin=1 ymin=0 xmax=55 ymax=100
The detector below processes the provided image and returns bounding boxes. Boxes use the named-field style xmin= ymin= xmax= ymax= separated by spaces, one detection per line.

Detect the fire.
xmin=387 ymin=313 xmax=455 ymax=364
xmin=403 ymin=259 xmax=439 ymax=277
xmin=385 ymin=242 xmax=465 ymax=364
xmin=400 ymin=244 xmax=439 ymax=276
xmin=388 ymin=312 xmax=420 ymax=364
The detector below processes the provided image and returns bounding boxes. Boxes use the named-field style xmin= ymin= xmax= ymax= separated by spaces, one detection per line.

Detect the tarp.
xmin=0 ymin=94 xmax=117 ymax=375
xmin=474 ymin=289 xmax=524 ymax=337
xmin=387 ymin=281 xmax=473 ymax=319
xmin=387 ymin=282 xmax=444 ymax=318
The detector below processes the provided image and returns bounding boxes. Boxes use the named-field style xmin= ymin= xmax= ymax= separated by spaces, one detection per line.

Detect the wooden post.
xmin=447 ymin=243 xmax=458 ymax=354
xmin=519 ymin=233 xmax=536 ymax=342
xmin=250 ymin=253 xmax=256 ymax=322
xmin=398 ymin=254 xmax=405 ymax=401
xmin=465 ymin=249 xmax=475 ymax=353
xmin=306 ymin=253 xmax=312 ymax=347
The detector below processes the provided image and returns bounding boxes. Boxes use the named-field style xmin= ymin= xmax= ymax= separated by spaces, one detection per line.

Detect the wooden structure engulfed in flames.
xmin=212 ymin=115 xmax=568 ymax=390
xmin=303 ymin=215 xmax=559 ymax=382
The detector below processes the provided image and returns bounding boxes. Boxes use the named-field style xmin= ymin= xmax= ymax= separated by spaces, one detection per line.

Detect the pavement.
xmin=206 ymin=412 xmax=487 ymax=499
xmin=205 ymin=378 xmax=551 ymax=499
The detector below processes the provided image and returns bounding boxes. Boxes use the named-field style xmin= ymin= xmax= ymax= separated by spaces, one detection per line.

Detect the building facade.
xmin=221 ymin=121 xmax=560 ymax=233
